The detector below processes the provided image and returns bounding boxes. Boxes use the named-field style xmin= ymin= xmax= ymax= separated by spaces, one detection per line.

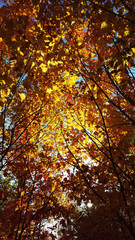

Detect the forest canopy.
xmin=0 ymin=0 xmax=135 ymax=239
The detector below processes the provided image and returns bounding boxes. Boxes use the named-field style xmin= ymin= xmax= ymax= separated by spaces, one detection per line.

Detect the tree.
xmin=0 ymin=0 xmax=135 ymax=239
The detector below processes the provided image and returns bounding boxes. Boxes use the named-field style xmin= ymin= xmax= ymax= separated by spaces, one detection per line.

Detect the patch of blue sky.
xmin=62 ymin=38 xmax=67 ymax=43
xmin=0 ymin=2 xmax=5 ymax=8
xmin=5 ymin=56 xmax=9 ymax=64
xmin=15 ymin=72 xmax=28 ymax=91
xmin=75 ymin=76 xmax=85 ymax=87
xmin=128 ymin=66 xmax=135 ymax=78
xmin=0 ymin=1 xmax=6 ymax=8
xmin=20 ymin=72 xmax=28 ymax=83
xmin=0 ymin=0 xmax=14 ymax=7
xmin=107 ymin=43 xmax=113 ymax=47
xmin=83 ymin=28 xmax=87 ymax=33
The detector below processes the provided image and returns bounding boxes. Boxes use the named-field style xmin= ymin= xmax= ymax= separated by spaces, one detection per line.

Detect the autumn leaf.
xmin=19 ymin=93 xmax=26 ymax=101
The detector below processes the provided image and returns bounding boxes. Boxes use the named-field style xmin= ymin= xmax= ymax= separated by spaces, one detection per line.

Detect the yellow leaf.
xmin=70 ymin=76 xmax=76 ymax=84
xmin=37 ymin=56 xmax=43 ymax=61
xmin=124 ymin=28 xmax=129 ymax=36
xmin=52 ymin=186 xmax=55 ymax=192
xmin=0 ymin=80 xmax=6 ymax=85
xmin=66 ymin=11 xmax=70 ymax=16
xmin=101 ymin=21 xmax=108 ymax=29
xmin=46 ymin=88 xmax=52 ymax=94
xmin=21 ymin=191 xmax=25 ymax=197
xmin=17 ymin=47 xmax=24 ymax=56
xmin=49 ymin=200 xmax=53 ymax=206
xmin=64 ymin=71 xmax=70 ymax=78
xmin=37 ymin=23 xmax=43 ymax=31
xmin=40 ymin=63 xmax=48 ymax=73
xmin=15 ymin=206 xmax=19 ymax=211
xmin=131 ymin=48 xmax=135 ymax=54
xmin=1 ymin=89 xmax=10 ymax=98
xmin=11 ymin=36 xmax=16 ymax=41
xmin=19 ymin=93 xmax=26 ymax=101
xmin=49 ymin=41 xmax=55 ymax=47
xmin=53 ymin=85 xmax=59 ymax=91
xmin=78 ymin=42 xmax=82 ymax=46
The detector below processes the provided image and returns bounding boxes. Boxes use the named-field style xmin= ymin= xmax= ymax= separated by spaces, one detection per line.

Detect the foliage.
xmin=0 ymin=0 xmax=135 ymax=239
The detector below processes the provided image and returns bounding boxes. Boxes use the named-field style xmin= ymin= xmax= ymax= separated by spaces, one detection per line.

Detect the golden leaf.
xmin=19 ymin=93 xmax=26 ymax=101
xmin=40 ymin=63 xmax=48 ymax=73
xmin=21 ymin=191 xmax=25 ymax=197
xmin=101 ymin=21 xmax=108 ymax=29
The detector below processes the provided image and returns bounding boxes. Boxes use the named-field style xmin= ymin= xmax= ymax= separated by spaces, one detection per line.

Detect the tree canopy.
xmin=0 ymin=0 xmax=135 ymax=239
